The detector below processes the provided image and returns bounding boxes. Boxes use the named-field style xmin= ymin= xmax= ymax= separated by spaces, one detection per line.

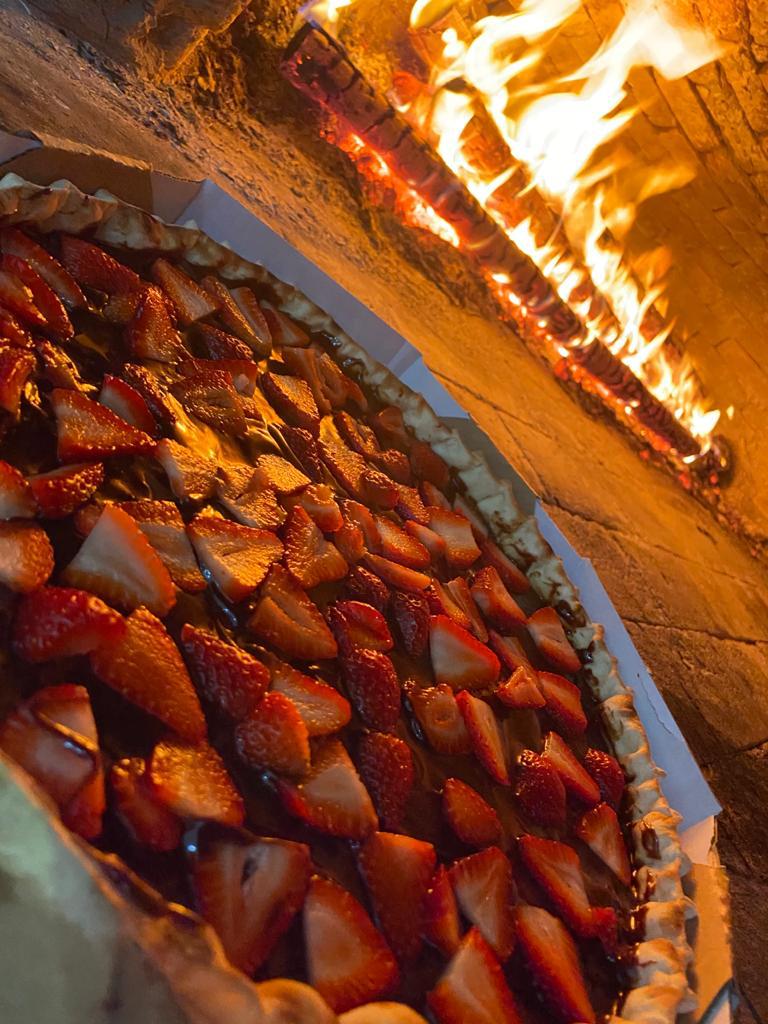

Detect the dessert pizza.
xmin=0 ymin=176 xmax=694 ymax=1024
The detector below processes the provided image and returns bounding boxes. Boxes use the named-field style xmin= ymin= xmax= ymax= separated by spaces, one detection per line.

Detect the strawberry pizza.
xmin=0 ymin=177 xmax=694 ymax=1024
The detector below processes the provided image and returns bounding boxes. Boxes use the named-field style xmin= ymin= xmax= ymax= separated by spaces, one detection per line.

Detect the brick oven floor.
xmin=1 ymin=8 xmax=767 ymax=1020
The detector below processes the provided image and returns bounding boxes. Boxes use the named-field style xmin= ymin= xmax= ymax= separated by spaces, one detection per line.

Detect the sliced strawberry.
xmin=363 ymin=552 xmax=430 ymax=592
xmin=172 ymin=369 xmax=246 ymax=437
xmin=261 ymin=303 xmax=309 ymax=348
xmin=442 ymin=778 xmax=501 ymax=848
xmin=361 ymin=466 xmax=400 ymax=510
xmin=406 ymin=683 xmax=471 ymax=755
xmin=516 ymin=904 xmax=595 ymax=1023
xmin=479 ymin=536 xmax=529 ymax=594
xmin=451 ymin=493 xmax=488 ymax=541
xmin=200 ymin=276 xmax=271 ymax=355
xmin=321 ymin=439 xmax=397 ymax=508
xmin=341 ymin=648 xmax=401 ymax=732
xmin=198 ymin=357 xmax=259 ymax=398
xmin=187 ymin=514 xmax=282 ymax=603
xmin=13 ymin=585 xmax=124 ymax=662
xmin=446 ymin=577 xmax=488 ymax=642
xmin=283 ymin=481 xmax=342 ymax=532
xmin=341 ymin=499 xmax=381 ymax=549
xmin=91 ymin=607 xmax=206 ymax=741
xmin=60 ymin=236 xmax=141 ymax=295
xmin=110 ymin=757 xmax=182 ymax=851
xmin=470 ymin=566 xmax=525 ymax=630
xmin=251 ymin=452 xmax=311 ymax=495
xmin=151 ymin=258 xmax=218 ymax=325
xmin=0 ymin=308 xmax=34 ymax=348
xmin=283 ymin=347 xmax=332 ymax=415
xmin=488 ymin=631 xmax=532 ymax=672
xmin=0 ymin=521 xmax=53 ymax=593
xmin=195 ymin=322 xmax=254 ymax=361
xmin=278 ymin=737 xmax=377 ymax=838
xmin=429 ymin=615 xmax=500 ymax=691
xmin=102 ymin=291 xmax=143 ymax=325
xmin=147 ymin=736 xmax=244 ymax=825
xmin=344 ymin=564 xmax=390 ymax=612
xmin=0 ymin=346 xmax=35 ymax=415
xmin=514 ymin=749 xmax=566 ymax=829
xmin=34 ymin=338 xmax=83 ymax=390
xmin=284 ymin=506 xmax=348 ymax=588
xmin=518 ymin=835 xmax=594 ymax=936
xmin=404 ymin=519 xmax=446 ymax=560
xmin=261 ymin=370 xmax=319 ymax=434
xmin=583 ymin=747 xmax=625 ymax=809
xmin=99 ymin=375 xmax=157 ymax=436
xmin=497 ymin=665 xmax=546 ymax=709
xmin=228 ymin=287 xmax=273 ymax=356
xmin=328 ymin=600 xmax=393 ymax=654
xmin=248 ymin=564 xmax=338 ymax=660
xmin=543 ymin=732 xmax=600 ymax=805
xmin=371 ymin=447 xmax=412 ymax=485
xmin=27 ymin=462 xmax=104 ymax=519
xmin=109 ymin=499 xmax=205 ymax=593
xmin=538 ymin=671 xmax=588 ymax=738
xmin=423 ymin=865 xmax=462 ymax=958
xmin=155 ymin=438 xmax=217 ymax=501
xmin=268 ymin=657 xmax=351 ymax=736
xmin=449 ymin=846 xmax=515 ymax=961
xmin=394 ymin=482 xmax=430 ymax=525
xmin=574 ymin=803 xmax=631 ymax=885
xmin=371 ymin=406 xmax=410 ymax=451
xmin=390 ymin=589 xmax=430 ymax=657
xmin=426 ymin=579 xmax=471 ymax=630
xmin=0 ymin=459 xmax=35 ymax=518
xmin=374 ymin=514 xmax=430 ymax=569
xmin=125 ymin=285 xmax=184 ymax=362
xmin=120 ymin=363 xmax=179 ymax=433
xmin=428 ymin=927 xmax=521 ymax=1024
xmin=281 ymin=425 xmax=323 ymax=481
xmin=428 ymin=508 xmax=481 ymax=570
xmin=358 ymin=732 xmax=414 ymax=831
xmin=456 ymin=691 xmax=509 ymax=785
xmin=219 ymin=481 xmax=286 ymax=531
xmin=591 ymin=904 xmax=619 ymax=957
xmin=180 ymin=623 xmax=269 ymax=720
xmin=235 ymin=690 xmax=310 ymax=777
xmin=191 ymin=828 xmax=311 ymax=973
xmin=0 ymin=229 xmax=86 ymax=308
xmin=0 ymin=254 xmax=73 ymax=339
xmin=410 ymin=440 xmax=450 ymax=489
xmin=421 ymin=480 xmax=452 ymax=510
xmin=51 ymin=389 xmax=155 ymax=462
xmin=527 ymin=607 xmax=581 ymax=674
xmin=334 ymin=409 xmax=379 ymax=456
xmin=0 ymin=268 xmax=47 ymax=329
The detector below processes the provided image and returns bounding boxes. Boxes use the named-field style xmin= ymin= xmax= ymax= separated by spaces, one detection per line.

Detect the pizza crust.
xmin=0 ymin=173 xmax=696 ymax=1023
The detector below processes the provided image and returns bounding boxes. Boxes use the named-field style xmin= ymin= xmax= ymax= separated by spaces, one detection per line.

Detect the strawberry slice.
xmin=51 ymin=389 xmax=155 ymax=462
xmin=281 ymin=425 xmax=323 ymax=481
xmin=374 ymin=514 xmax=430 ymax=569
xmin=180 ymin=623 xmax=269 ymax=720
xmin=102 ymin=291 xmax=143 ymax=325
xmin=371 ymin=447 xmax=412 ymax=485
xmin=235 ymin=690 xmax=310 ymax=777
xmin=591 ymin=904 xmax=619 ymax=957
xmin=426 ymin=579 xmax=471 ymax=630
xmin=151 ymin=258 xmax=218 ymax=325
xmin=410 ymin=440 xmax=450 ymax=489
xmin=479 ymin=536 xmax=529 ymax=594
xmin=527 ymin=607 xmax=581 ymax=674
xmin=328 ymin=599 xmax=393 ymax=653
xmin=321 ymin=439 xmax=397 ymax=508
xmin=442 ymin=778 xmax=501 ymax=848
xmin=0 ymin=346 xmax=35 ymax=415
xmin=108 ymin=499 xmax=205 ymax=593
xmin=91 ymin=607 xmax=206 ymax=742
xmin=13 ymin=585 xmax=125 ymax=662
xmin=200 ymin=276 xmax=271 ymax=355
xmin=421 ymin=480 xmax=452 ymax=510
xmin=341 ymin=648 xmax=401 ymax=732
xmin=543 ymin=732 xmax=600 ymax=805
xmin=125 ymin=285 xmax=184 ymax=362
xmin=406 ymin=683 xmax=471 ymax=755
xmin=393 ymin=482 xmax=429 ymax=525
xmin=251 ymin=452 xmax=311 ymax=495
xmin=283 ymin=482 xmax=342 ymax=532
xmin=538 ymin=671 xmax=588 ymax=738
xmin=363 ymin=552 xmax=430 ymax=592
xmin=195 ymin=322 xmax=254 ymax=361
xmin=0 ymin=229 xmax=86 ymax=308
xmin=248 ymin=564 xmax=338 ymax=660
xmin=456 ymin=691 xmax=509 ymax=785
xmin=268 ymin=657 xmax=350 ymax=736
xmin=429 ymin=615 xmax=500 ymax=691
xmin=497 ymin=665 xmax=545 ymax=709
xmin=452 ymin=493 xmax=488 ymax=541
xmin=0 ymin=308 xmax=34 ymax=348
xmin=172 ymin=369 xmax=246 ymax=437
xmin=278 ymin=737 xmax=377 ymax=838
xmin=518 ymin=835 xmax=594 ymax=936
xmin=228 ymin=287 xmax=273 ymax=356
xmin=261 ymin=370 xmax=319 ymax=434
xmin=449 ymin=847 xmax=515 ymax=959
xmin=446 ymin=577 xmax=488 ymax=642
xmin=0 ymin=521 xmax=53 ymax=592
xmin=284 ymin=506 xmax=348 ymax=588
xmin=120 ymin=363 xmax=178 ymax=432
xmin=516 ymin=905 xmax=595 ymax=1023
xmin=60 ymin=236 xmax=141 ymax=294
xmin=428 ymin=508 xmax=481 ymax=570
xmin=155 ymin=438 xmax=217 ymax=501
xmin=390 ymin=589 xmax=430 ymax=657
xmin=0 ymin=459 xmax=35 ymax=518
xmin=358 ymin=732 xmax=415 ymax=831
xmin=341 ymin=498 xmax=381 ymax=549
xmin=99 ymin=375 xmax=157 ymax=436
xmin=260 ymin=303 xmax=309 ymax=348
xmin=334 ymin=409 xmax=379 ymax=455
xmin=344 ymin=564 xmax=389 ymax=612
xmin=27 ymin=462 xmax=104 ymax=519
xmin=187 ymin=514 xmax=282 ymax=602
xmin=583 ymin=748 xmax=625 ymax=809
xmin=371 ymin=406 xmax=410 ymax=451
xmin=428 ymin=928 xmax=521 ymax=1024
xmin=219 ymin=480 xmax=286 ymax=531
xmin=514 ymin=749 xmax=566 ymax=829
xmin=358 ymin=831 xmax=437 ymax=962
xmin=404 ymin=519 xmax=446 ymax=560
xmin=574 ymin=803 xmax=631 ymax=885
xmin=470 ymin=566 xmax=525 ymax=630
xmin=423 ymin=865 xmax=462 ymax=958
xmin=488 ymin=631 xmax=532 ymax=672
xmin=191 ymin=827 xmax=311 ymax=973
xmin=0 ymin=254 xmax=73 ymax=339
xmin=111 ymin=757 xmax=183 ymax=851
xmin=63 ymin=504 xmax=176 ymax=615
xmin=147 ymin=736 xmax=244 ymax=825
xmin=284 ymin=347 xmax=332 ymax=415
xmin=0 ymin=268 xmax=47 ymax=329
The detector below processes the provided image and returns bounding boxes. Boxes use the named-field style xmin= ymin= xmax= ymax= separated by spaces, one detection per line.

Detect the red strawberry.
xmin=256 ymin=304 xmax=307 ymax=349
xmin=518 ymin=835 xmax=594 ymax=936
xmin=0 ymin=268 xmax=48 ymax=329
xmin=358 ymin=732 xmax=415 ymax=831
xmin=527 ymin=607 xmax=581 ymax=674
xmin=497 ymin=665 xmax=545 ymax=709
xmin=91 ymin=606 xmax=206 ymax=742
xmin=341 ymin=648 xmax=401 ymax=732
xmin=426 ymin=579 xmax=471 ymax=630
xmin=583 ymin=747 xmax=625 ymax=809
xmin=428 ymin=508 xmax=481 ymax=569
xmin=0 ymin=346 xmax=35 ymax=415
xmin=180 ymin=623 xmax=270 ymax=720
xmin=0 ymin=254 xmax=73 ymax=339
xmin=328 ymin=600 xmax=393 ymax=653
xmin=110 ymin=757 xmax=181 ymax=851
xmin=102 ymin=291 xmax=143 ymax=325
xmin=12 ymin=586 xmax=125 ymax=662
xmin=125 ymin=285 xmax=184 ymax=362
xmin=151 ymin=258 xmax=218 ymax=325
xmin=281 ymin=425 xmax=323 ymax=481
xmin=195 ymin=322 xmax=254 ymax=362
xmin=284 ymin=506 xmax=348 ymax=588
xmin=479 ymin=536 xmax=529 ymax=594
xmin=423 ymin=865 xmax=462 ymax=958
xmin=283 ymin=482 xmax=342 ymax=532
xmin=60 ymin=235 xmax=141 ymax=294
xmin=228 ymin=287 xmax=273 ymax=356
xmin=51 ymin=389 xmax=155 ymax=462
xmin=390 ymin=589 xmax=430 ymax=657
xmin=261 ymin=370 xmax=319 ymax=434
xmin=27 ymin=462 xmax=104 ymax=519
xmin=200 ymin=277 xmax=271 ymax=355
xmin=470 ymin=566 xmax=525 ymax=630
xmin=442 ymin=778 xmax=501 ymax=848
xmin=0 ymin=521 xmax=53 ymax=593
xmin=191 ymin=828 xmax=311 ymax=973
xmin=0 ymin=459 xmax=35 ymax=518
xmin=0 ymin=229 xmax=86 ymax=308
xmin=278 ymin=737 xmax=377 ymax=838
xmin=406 ymin=683 xmax=471 ymax=755
xmin=363 ymin=552 xmax=430 ymax=592
xmin=269 ymin=657 xmax=351 ymax=736
xmin=488 ymin=631 xmax=532 ymax=672
xmin=344 ymin=564 xmax=390 ymax=612
xmin=538 ymin=671 xmax=588 ymax=738
xmin=120 ymin=363 xmax=178 ymax=432
xmin=574 ymin=803 xmax=632 ymax=886
xmin=321 ymin=439 xmax=398 ymax=508
xmin=219 ymin=480 xmax=286 ymax=532
xmin=283 ymin=347 xmax=332 ymax=414
xmin=0 ymin=308 xmax=33 ymax=348
xmin=371 ymin=447 xmax=412 ymax=485
xmin=429 ymin=615 xmax=500 ymax=691
xmin=591 ymin=904 xmax=619 ymax=957
xmin=334 ymin=409 xmax=379 ymax=456
xmin=446 ymin=577 xmax=488 ymax=642
xmin=404 ymin=519 xmax=446 ymax=560
xmin=428 ymin=927 xmax=521 ymax=1024
xmin=449 ymin=847 xmax=515 ymax=959
xmin=543 ymin=732 xmax=600 ymax=805
xmin=371 ymin=406 xmax=410 ymax=451
xmin=410 ymin=440 xmax=450 ymax=489
xmin=155 ymin=438 xmax=217 ymax=501
xmin=172 ymin=369 xmax=246 ymax=437
xmin=341 ymin=499 xmax=381 ymax=549
xmin=34 ymin=338 xmax=83 ymax=390
xmin=303 ymin=875 xmax=398 ymax=1013
xmin=181 ymin=356 xmax=259 ymax=397
xmin=358 ymin=831 xmax=437 ymax=962
xmin=187 ymin=514 xmax=282 ymax=602
xmin=235 ymin=691 xmax=310 ymax=777
xmin=393 ymin=482 xmax=429 ymax=525
xmin=421 ymin=480 xmax=452 ymax=510
xmin=248 ymin=564 xmax=338 ymax=660
xmin=147 ymin=736 xmax=243 ymax=825
xmin=107 ymin=499 xmax=205 ymax=593
xmin=319 ymin=351 xmax=365 ymax=409
xmin=515 ymin=904 xmax=595 ymax=1024
xmin=514 ymin=749 xmax=566 ymax=830
xmin=98 ymin=375 xmax=157 ymax=436
xmin=456 ymin=691 xmax=509 ymax=785
xmin=374 ymin=514 xmax=430 ymax=569
xmin=452 ymin=493 xmax=488 ymax=541
xmin=252 ymin=452 xmax=311 ymax=495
